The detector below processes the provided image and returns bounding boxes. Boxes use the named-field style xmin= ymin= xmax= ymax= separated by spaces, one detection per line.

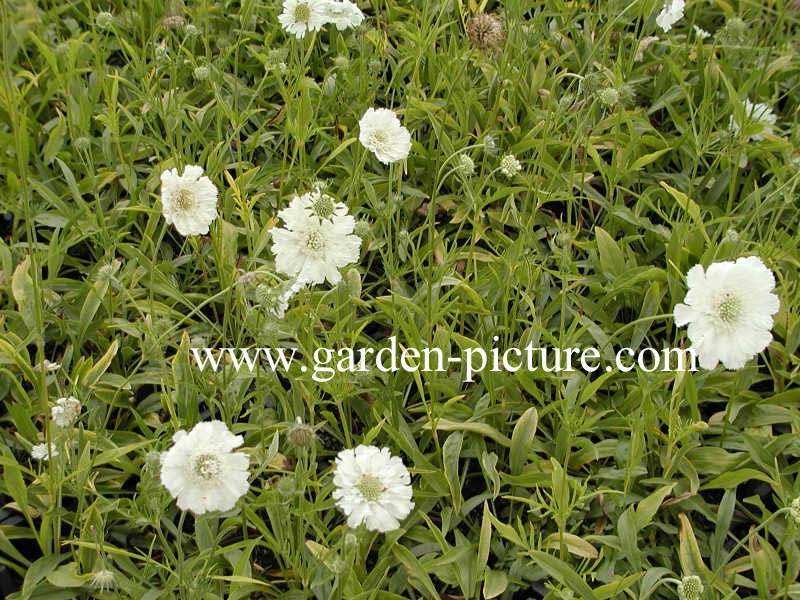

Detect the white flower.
xmin=693 ymin=25 xmax=711 ymax=39
xmin=358 ymin=107 xmax=412 ymax=164
xmin=159 ymin=421 xmax=250 ymax=514
xmin=282 ymin=188 xmax=350 ymax=225
xmin=455 ymin=154 xmax=475 ymax=177
xmin=31 ymin=442 xmax=58 ymax=461
xmin=655 ymin=0 xmax=685 ymax=32
xmin=321 ymin=0 xmax=364 ymax=30
xmin=483 ymin=133 xmax=498 ymax=155
xmin=89 ymin=568 xmax=116 ymax=592
xmin=159 ymin=165 xmax=218 ymax=236
xmin=499 ymin=154 xmax=522 ymax=178
xmin=788 ymin=497 xmax=800 ymax=527
xmin=270 ymin=193 xmax=361 ymax=286
xmin=729 ymin=100 xmax=777 ymax=141
xmin=271 ymin=216 xmax=361 ymax=286
xmin=34 ymin=359 xmax=61 ymax=372
xmin=332 ymin=445 xmax=414 ymax=532
xmin=278 ymin=0 xmax=328 ymax=39
xmin=254 ymin=277 xmax=305 ymax=319
xmin=673 ymin=256 xmax=780 ymax=370
xmin=51 ymin=396 xmax=81 ymax=428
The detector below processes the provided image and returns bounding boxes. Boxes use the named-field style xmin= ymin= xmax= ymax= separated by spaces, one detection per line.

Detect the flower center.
xmin=191 ymin=452 xmax=222 ymax=482
xmin=369 ymin=130 xmax=388 ymax=148
xmin=294 ymin=2 xmax=311 ymax=22
xmin=174 ymin=188 xmax=195 ymax=211
xmin=312 ymin=194 xmax=336 ymax=219
xmin=304 ymin=230 xmax=326 ymax=254
xmin=356 ymin=474 xmax=385 ymax=502
xmin=716 ymin=293 xmax=742 ymax=324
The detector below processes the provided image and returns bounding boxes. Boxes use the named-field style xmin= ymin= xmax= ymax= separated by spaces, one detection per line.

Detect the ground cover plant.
xmin=1 ymin=0 xmax=799 ymax=598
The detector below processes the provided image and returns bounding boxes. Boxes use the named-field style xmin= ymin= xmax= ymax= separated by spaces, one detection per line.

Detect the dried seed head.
xmin=162 ymin=15 xmax=185 ymax=29
xmin=287 ymin=417 xmax=316 ymax=449
xmin=465 ymin=13 xmax=506 ymax=51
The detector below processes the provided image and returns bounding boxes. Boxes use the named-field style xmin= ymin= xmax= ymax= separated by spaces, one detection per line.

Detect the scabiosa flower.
xmin=95 ymin=11 xmax=114 ymax=30
xmin=159 ymin=421 xmax=250 ymax=514
xmin=729 ymin=100 xmax=777 ymax=141
xmin=597 ymin=87 xmax=621 ymax=108
xmin=159 ymin=165 xmax=218 ymax=236
xmin=254 ymin=278 xmax=304 ymax=318
xmin=655 ymin=0 xmax=685 ymax=32
xmin=51 ymin=396 xmax=81 ymax=428
xmin=693 ymin=25 xmax=711 ymax=39
xmin=278 ymin=0 xmax=327 ymax=39
xmin=499 ymin=154 xmax=522 ymax=178
xmin=789 ymin=497 xmax=800 ymax=526
xmin=89 ymin=568 xmax=116 ymax=592
xmin=358 ymin=107 xmax=412 ymax=164
xmin=31 ymin=442 xmax=58 ymax=461
xmin=34 ymin=359 xmax=61 ymax=372
xmin=282 ymin=187 xmax=350 ymax=225
xmin=788 ymin=497 xmax=800 ymax=526
xmin=332 ymin=445 xmax=414 ymax=532
xmin=154 ymin=41 xmax=170 ymax=64
xmin=677 ymin=575 xmax=704 ymax=600
xmin=193 ymin=66 xmax=210 ymax=80
xmin=321 ymin=0 xmax=364 ymax=30
xmin=673 ymin=256 xmax=780 ymax=370
xmin=465 ymin=12 xmax=506 ymax=51
xmin=455 ymin=154 xmax=476 ymax=177
xmin=483 ymin=133 xmax=498 ymax=155
xmin=270 ymin=210 xmax=361 ymax=286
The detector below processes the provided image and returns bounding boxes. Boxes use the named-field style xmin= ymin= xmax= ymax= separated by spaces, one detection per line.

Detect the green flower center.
xmin=356 ymin=474 xmax=385 ymax=502
xmin=174 ymin=188 xmax=195 ymax=211
xmin=312 ymin=194 xmax=336 ymax=219
xmin=716 ymin=293 xmax=742 ymax=324
xmin=294 ymin=2 xmax=311 ymax=22
xmin=191 ymin=452 xmax=221 ymax=481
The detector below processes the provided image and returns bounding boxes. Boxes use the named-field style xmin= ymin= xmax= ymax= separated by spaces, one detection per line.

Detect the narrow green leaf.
xmin=528 ymin=550 xmax=596 ymax=600
xmin=442 ymin=432 xmax=464 ymax=513
xmin=509 ymin=406 xmax=537 ymax=475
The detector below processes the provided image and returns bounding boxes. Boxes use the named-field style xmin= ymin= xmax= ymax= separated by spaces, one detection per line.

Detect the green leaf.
xmin=391 ymin=545 xmax=440 ymax=600
xmin=509 ymin=406 xmax=537 ymax=475
xmin=629 ymin=148 xmax=671 ymax=171
xmin=659 ymin=181 xmax=710 ymax=244
xmin=483 ymin=568 xmax=508 ymax=599
xmin=542 ymin=533 xmax=599 ymax=559
xmin=528 ymin=551 xmax=596 ymax=600
xmin=20 ymin=555 xmax=64 ymax=600
xmin=595 ymin=226 xmax=626 ymax=280
xmin=634 ymin=484 xmax=676 ymax=530
xmin=11 ymin=256 xmax=36 ymax=334
xmin=701 ymin=468 xmax=775 ymax=490
xmin=46 ymin=562 xmax=90 ymax=588
xmin=423 ymin=418 xmax=511 ymax=447
xmin=476 ymin=503 xmax=492 ymax=588
xmin=81 ymin=338 xmax=120 ymax=390
xmin=442 ymin=432 xmax=464 ymax=513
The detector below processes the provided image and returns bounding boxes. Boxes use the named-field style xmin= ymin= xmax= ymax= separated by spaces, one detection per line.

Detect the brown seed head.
xmin=162 ymin=15 xmax=185 ymax=29
xmin=465 ymin=13 xmax=506 ymax=51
